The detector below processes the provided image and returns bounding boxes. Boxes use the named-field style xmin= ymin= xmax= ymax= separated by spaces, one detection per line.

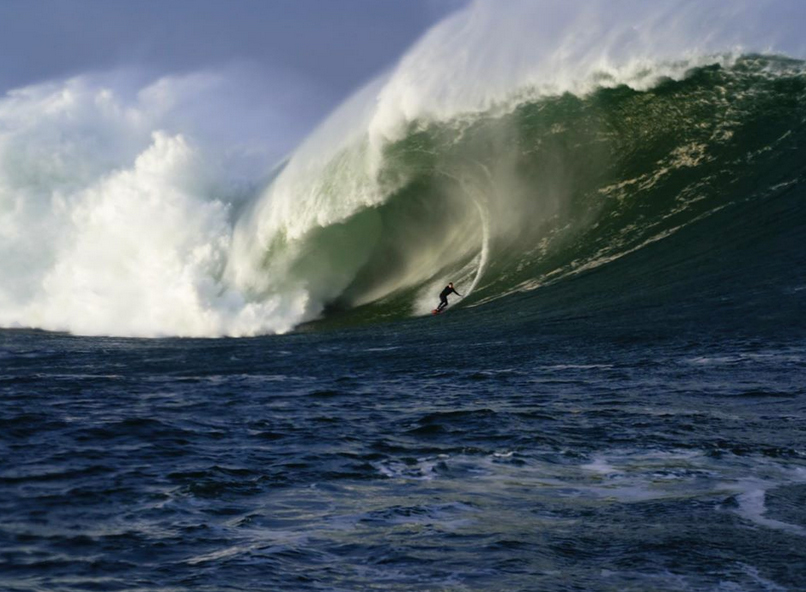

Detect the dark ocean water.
xmin=2 ymin=57 xmax=806 ymax=591
xmin=2 ymin=270 xmax=806 ymax=592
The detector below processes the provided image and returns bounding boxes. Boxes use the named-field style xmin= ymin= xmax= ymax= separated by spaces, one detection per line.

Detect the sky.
xmin=0 ymin=0 xmax=463 ymax=92
xmin=0 ymin=0 xmax=466 ymax=154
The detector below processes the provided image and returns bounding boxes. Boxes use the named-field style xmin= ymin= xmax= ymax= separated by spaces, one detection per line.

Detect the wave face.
xmin=2 ymin=1 xmax=806 ymax=337
xmin=243 ymin=54 xmax=806 ymax=330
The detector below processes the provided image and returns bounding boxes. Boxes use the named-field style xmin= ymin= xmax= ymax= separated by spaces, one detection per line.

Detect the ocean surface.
xmin=3 ymin=169 xmax=806 ymax=590
xmin=3 ymin=2 xmax=806 ymax=590
xmin=2 ymin=299 xmax=806 ymax=591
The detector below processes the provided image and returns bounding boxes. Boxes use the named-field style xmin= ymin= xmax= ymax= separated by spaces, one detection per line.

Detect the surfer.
xmin=436 ymin=282 xmax=462 ymax=312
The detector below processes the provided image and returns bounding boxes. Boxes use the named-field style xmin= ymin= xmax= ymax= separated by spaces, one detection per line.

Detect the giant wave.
xmin=1 ymin=0 xmax=805 ymax=337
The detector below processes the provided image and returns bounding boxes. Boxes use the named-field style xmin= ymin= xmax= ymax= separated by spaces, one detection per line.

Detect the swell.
xmin=267 ymin=56 xmax=806 ymax=329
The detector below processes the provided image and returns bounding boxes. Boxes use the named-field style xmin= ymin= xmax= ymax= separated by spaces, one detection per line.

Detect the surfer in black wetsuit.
xmin=436 ymin=282 xmax=462 ymax=312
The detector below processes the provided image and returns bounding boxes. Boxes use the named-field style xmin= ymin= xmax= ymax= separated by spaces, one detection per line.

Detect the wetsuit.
xmin=437 ymin=285 xmax=461 ymax=311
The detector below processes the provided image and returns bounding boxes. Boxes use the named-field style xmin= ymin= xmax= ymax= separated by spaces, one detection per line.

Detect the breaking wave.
xmin=1 ymin=0 xmax=805 ymax=337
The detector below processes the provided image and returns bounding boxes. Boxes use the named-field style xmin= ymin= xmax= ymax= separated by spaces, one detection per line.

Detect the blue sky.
xmin=0 ymin=1 xmax=463 ymax=97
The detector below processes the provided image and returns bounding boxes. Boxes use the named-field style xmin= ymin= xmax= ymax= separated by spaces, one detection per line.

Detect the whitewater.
xmin=1 ymin=0 xmax=805 ymax=337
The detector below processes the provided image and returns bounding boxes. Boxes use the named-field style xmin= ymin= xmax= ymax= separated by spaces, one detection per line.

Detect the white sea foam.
xmin=0 ymin=68 xmax=324 ymax=336
xmin=734 ymin=484 xmax=806 ymax=537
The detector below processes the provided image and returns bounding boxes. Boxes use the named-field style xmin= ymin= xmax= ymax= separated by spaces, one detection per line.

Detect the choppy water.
xmin=2 ymin=313 xmax=805 ymax=591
